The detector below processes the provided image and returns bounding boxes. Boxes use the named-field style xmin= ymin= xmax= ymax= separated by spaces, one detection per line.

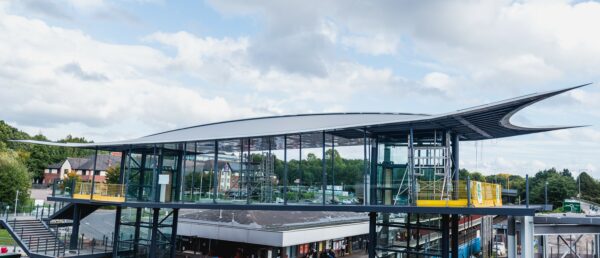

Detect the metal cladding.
xmin=14 ymin=84 xmax=589 ymax=150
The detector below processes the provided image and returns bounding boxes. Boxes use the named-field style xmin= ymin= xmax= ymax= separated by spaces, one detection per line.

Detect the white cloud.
xmin=341 ymin=34 xmax=399 ymax=55
xmin=0 ymin=11 xmax=254 ymax=140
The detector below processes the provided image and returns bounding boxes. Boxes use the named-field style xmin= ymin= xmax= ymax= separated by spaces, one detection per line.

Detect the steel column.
xmin=363 ymin=129 xmax=368 ymax=206
xmin=442 ymin=214 xmax=450 ymax=258
xmin=133 ymin=207 xmax=142 ymax=255
xmin=451 ymin=214 xmax=459 ymax=258
xmin=69 ymin=203 xmax=80 ymax=250
xmin=452 ymin=134 xmax=459 ymax=200
xmin=369 ymin=137 xmax=378 ymax=205
xmin=90 ymin=148 xmax=98 ymax=199
xmin=331 ymin=135 xmax=335 ymax=202
xmin=149 ymin=208 xmax=160 ymax=258
xmin=368 ymin=212 xmax=377 ymax=258
xmin=119 ymin=150 xmax=127 ymax=184
xmin=170 ymin=208 xmax=179 ymax=258
xmin=542 ymin=235 xmax=548 ymax=258
xmin=112 ymin=206 xmax=121 ymax=257
xmin=322 ymin=132 xmax=326 ymax=205
xmin=213 ymin=141 xmax=219 ymax=203
xmin=507 ymin=215 xmax=516 ymax=258
xmin=138 ymin=154 xmax=147 ymax=201
xmin=283 ymin=135 xmax=288 ymax=205
xmin=409 ymin=128 xmax=416 ymax=205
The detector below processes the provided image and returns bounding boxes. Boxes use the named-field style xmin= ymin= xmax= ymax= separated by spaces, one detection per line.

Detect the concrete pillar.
xmin=520 ymin=216 xmax=534 ymax=258
xmin=507 ymin=216 xmax=516 ymax=258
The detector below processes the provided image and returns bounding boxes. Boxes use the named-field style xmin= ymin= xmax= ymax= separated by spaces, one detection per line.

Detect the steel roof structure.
xmin=14 ymin=84 xmax=589 ymax=150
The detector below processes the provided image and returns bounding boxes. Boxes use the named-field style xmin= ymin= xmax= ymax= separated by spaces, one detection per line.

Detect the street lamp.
xmin=544 ymin=181 xmax=548 ymax=207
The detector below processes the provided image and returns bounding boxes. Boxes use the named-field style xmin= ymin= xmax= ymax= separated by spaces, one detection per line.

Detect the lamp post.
xmin=544 ymin=181 xmax=548 ymax=208
xmin=14 ymin=190 xmax=19 ymax=217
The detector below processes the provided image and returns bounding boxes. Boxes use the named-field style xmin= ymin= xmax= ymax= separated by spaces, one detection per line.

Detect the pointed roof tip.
xmin=548 ymin=82 xmax=592 ymax=95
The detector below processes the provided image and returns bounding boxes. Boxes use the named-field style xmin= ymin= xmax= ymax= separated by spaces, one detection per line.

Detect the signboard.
xmin=159 ymin=174 xmax=170 ymax=184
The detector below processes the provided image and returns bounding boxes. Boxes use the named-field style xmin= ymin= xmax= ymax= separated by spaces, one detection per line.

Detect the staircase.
xmin=49 ymin=203 xmax=100 ymax=220
xmin=0 ymin=219 xmax=64 ymax=257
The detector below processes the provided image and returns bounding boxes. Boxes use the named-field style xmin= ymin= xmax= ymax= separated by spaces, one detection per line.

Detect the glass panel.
xmin=298 ymin=132 xmax=325 ymax=205
xmin=215 ymin=140 xmax=242 ymax=203
xmin=246 ymin=137 xmax=279 ymax=204
xmin=377 ymin=136 xmax=410 ymax=206
xmin=328 ymin=135 xmax=366 ymax=205
xmin=161 ymin=147 xmax=181 ymax=203
xmin=193 ymin=141 xmax=216 ymax=203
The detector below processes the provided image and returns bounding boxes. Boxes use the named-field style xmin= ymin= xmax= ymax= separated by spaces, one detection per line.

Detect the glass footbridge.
xmin=14 ymin=84 xmax=588 ymax=258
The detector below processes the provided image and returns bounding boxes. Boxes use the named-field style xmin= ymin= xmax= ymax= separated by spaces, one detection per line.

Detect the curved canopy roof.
xmin=14 ymin=84 xmax=589 ymax=150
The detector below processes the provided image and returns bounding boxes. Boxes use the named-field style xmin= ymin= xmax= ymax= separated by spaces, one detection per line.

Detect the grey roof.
xmin=47 ymin=154 xmax=120 ymax=171
xmin=178 ymin=209 xmax=366 ymax=231
xmin=15 ymin=84 xmax=589 ymax=150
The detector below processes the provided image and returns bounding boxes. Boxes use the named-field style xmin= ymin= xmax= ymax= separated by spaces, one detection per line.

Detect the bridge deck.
xmin=48 ymin=196 xmax=536 ymax=216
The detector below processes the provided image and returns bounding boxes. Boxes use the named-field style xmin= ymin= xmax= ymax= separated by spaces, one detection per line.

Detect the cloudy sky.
xmin=1 ymin=0 xmax=599 ymax=177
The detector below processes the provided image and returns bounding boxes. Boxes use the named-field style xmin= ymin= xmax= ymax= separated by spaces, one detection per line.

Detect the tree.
xmin=0 ymin=151 xmax=31 ymax=208
xmin=105 ymin=165 xmax=120 ymax=184
xmin=579 ymin=172 xmax=600 ymax=203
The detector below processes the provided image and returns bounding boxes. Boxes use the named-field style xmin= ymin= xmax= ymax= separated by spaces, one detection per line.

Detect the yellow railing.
xmin=73 ymin=182 xmax=126 ymax=202
xmin=416 ymin=180 xmax=502 ymax=207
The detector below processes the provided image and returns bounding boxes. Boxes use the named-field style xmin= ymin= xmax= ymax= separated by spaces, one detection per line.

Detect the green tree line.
xmin=0 ymin=120 xmax=93 ymax=206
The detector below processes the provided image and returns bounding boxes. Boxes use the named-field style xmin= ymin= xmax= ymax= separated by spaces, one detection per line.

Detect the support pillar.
xmin=149 ymin=208 xmax=160 ymax=258
xmin=170 ymin=208 xmax=179 ymax=258
xmin=520 ymin=216 xmax=534 ymax=258
xmin=595 ymin=234 xmax=600 ymax=258
xmin=112 ymin=206 xmax=122 ymax=257
xmin=507 ymin=216 xmax=516 ymax=258
xmin=368 ymin=212 xmax=377 ymax=258
xmin=133 ymin=207 xmax=142 ymax=255
xmin=451 ymin=214 xmax=459 ymax=258
xmin=542 ymin=235 xmax=548 ymax=258
xmin=69 ymin=204 xmax=80 ymax=250
xmin=451 ymin=134 xmax=459 ymax=200
xmin=441 ymin=214 xmax=450 ymax=258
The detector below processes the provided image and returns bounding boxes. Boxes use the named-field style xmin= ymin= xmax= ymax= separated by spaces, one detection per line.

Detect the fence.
xmin=72 ymin=182 xmax=126 ymax=202
xmin=416 ymin=180 xmax=502 ymax=207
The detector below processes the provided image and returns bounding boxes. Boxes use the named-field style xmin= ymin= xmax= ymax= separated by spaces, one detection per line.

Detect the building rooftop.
xmin=15 ymin=84 xmax=589 ymax=151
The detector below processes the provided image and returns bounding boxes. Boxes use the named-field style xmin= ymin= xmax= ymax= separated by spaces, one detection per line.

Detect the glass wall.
xmin=215 ymin=139 xmax=242 ymax=203
xmin=376 ymin=136 xmax=410 ymax=205
xmin=328 ymin=134 xmax=367 ymax=205
xmin=123 ymin=146 xmax=159 ymax=202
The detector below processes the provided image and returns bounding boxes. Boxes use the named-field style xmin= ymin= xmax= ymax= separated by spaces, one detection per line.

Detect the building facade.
xmin=43 ymin=153 xmax=121 ymax=185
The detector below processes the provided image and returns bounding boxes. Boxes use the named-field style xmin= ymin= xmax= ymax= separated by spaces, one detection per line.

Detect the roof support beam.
xmin=453 ymin=115 xmax=492 ymax=139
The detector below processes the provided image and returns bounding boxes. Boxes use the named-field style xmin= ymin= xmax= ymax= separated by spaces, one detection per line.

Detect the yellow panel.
xmin=416 ymin=200 xmax=468 ymax=207
xmin=92 ymin=196 xmax=125 ymax=202
xmin=73 ymin=194 xmax=91 ymax=200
